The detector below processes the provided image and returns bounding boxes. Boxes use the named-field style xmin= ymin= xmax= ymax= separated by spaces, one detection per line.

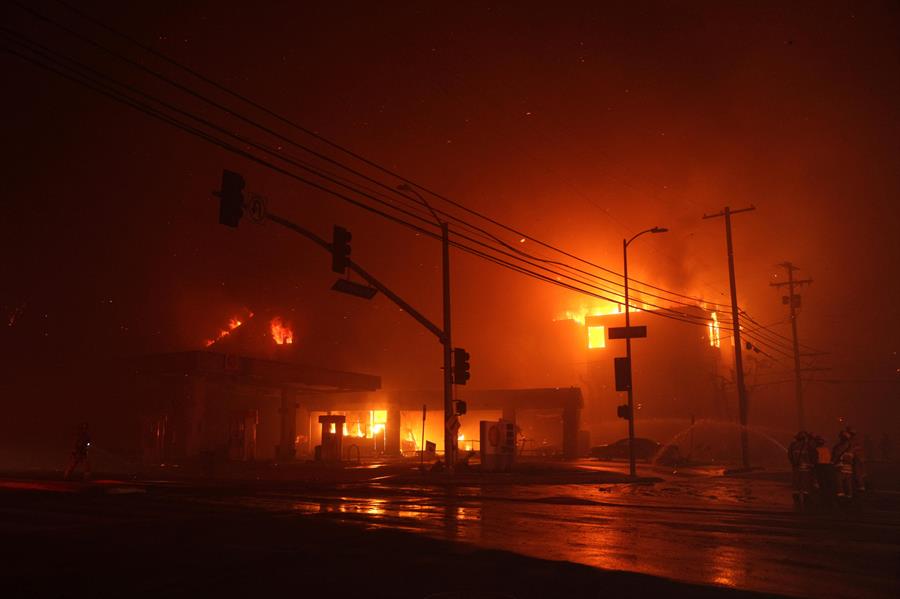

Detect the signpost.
xmin=608 ymin=323 xmax=649 ymax=478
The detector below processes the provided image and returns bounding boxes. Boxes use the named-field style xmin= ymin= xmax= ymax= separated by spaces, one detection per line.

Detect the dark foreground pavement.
xmin=0 ymin=477 xmax=780 ymax=599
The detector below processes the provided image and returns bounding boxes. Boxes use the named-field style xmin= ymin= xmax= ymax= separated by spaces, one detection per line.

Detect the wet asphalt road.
xmin=1 ymin=462 xmax=898 ymax=598
xmin=208 ymin=462 xmax=900 ymax=599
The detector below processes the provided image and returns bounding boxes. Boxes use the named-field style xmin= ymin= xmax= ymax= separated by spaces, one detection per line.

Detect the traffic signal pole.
xmin=215 ymin=172 xmax=464 ymax=472
xmin=442 ymin=221 xmax=457 ymax=471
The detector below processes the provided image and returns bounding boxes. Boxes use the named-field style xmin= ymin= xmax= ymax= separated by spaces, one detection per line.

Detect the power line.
xmin=1 ymin=22 xmax=749 ymax=338
xmin=13 ymin=0 xmax=736 ymax=322
xmin=44 ymin=0 xmax=737 ymax=314
xmin=0 ymin=16 xmax=733 ymax=330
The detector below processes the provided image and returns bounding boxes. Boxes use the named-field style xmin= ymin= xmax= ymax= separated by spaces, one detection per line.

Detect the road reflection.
xmin=270 ymin=475 xmax=897 ymax=598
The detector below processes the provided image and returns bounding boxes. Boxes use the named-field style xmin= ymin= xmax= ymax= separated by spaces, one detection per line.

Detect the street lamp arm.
xmin=621 ymin=223 xmax=668 ymax=479
xmin=626 ymin=226 xmax=668 ymax=247
xmin=397 ymin=183 xmax=443 ymax=226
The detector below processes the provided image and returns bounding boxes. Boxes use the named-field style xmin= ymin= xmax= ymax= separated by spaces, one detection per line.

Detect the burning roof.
xmin=204 ymin=311 xmax=296 ymax=358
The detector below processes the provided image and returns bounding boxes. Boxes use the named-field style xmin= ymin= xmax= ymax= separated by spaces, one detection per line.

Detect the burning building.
xmin=553 ymin=304 xmax=728 ymax=445
xmin=128 ymin=309 xmax=592 ymax=464
xmin=131 ymin=312 xmax=381 ymax=463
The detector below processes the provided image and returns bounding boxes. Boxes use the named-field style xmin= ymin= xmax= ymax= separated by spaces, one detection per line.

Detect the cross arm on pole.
xmin=770 ymin=278 xmax=813 ymax=288
xmin=702 ymin=204 xmax=756 ymax=220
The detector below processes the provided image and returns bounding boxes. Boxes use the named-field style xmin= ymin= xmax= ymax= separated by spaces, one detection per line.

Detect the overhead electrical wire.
xmin=0 ymin=19 xmax=734 ymax=334
xmin=0 ymin=27 xmax=728 ymax=333
xmin=7 ymin=9 xmax=814 ymax=357
xmin=42 ymin=0 xmax=738 ymax=314
xmin=739 ymin=309 xmax=826 ymax=355
xmin=13 ymin=0 xmax=735 ymax=322
xmin=3 ymin=35 xmax=747 ymax=343
xmin=0 ymin=56 xmax=755 ymax=350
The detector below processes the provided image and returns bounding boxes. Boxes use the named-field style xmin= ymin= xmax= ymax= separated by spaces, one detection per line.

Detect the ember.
xmin=205 ymin=312 xmax=251 ymax=347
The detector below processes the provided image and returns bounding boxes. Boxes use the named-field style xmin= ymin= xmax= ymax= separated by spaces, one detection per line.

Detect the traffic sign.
xmin=608 ymin=325 xmax=647 ymax=339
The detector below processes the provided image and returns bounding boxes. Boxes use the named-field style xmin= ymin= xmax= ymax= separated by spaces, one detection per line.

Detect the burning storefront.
xmin=128 ymin=309 xmax=591 ymax=464
xmin=130 ymin=312 xmax=381 ymax=464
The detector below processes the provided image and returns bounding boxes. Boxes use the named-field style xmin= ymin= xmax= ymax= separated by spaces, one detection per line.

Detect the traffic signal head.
xmin=332 ymin=225 xmax=352 ymax=273
xmin=453 ymin=347 xmax=470 ymax=385
xmin=216 ymin=170 xmax=245 ymax=228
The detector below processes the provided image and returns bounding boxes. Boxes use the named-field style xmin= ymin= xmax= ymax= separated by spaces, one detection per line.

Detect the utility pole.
xmin=770 ymin=262 xmax=813 ymax=431
xmin=703 ymin=205 xmax=755 ymax=469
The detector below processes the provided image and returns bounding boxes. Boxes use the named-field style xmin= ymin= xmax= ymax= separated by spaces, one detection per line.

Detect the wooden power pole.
xmin=703 ymin=205 xmax=755 ymax=469
xmin=771 ymin=262 xmax=813 ymax=431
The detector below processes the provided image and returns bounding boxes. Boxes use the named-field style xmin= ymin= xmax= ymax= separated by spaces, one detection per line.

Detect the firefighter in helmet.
xmin=788 ymin=431 xmax=816 ymax=509
xmin=832 ymin=426 xmax=864 ymax=500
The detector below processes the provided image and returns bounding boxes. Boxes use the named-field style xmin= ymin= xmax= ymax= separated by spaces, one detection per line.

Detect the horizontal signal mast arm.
xmin=266 ymin=211 xmax=447 ymax=343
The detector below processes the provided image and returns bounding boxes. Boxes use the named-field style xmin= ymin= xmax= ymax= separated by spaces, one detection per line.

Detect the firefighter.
xmin=63 ymin=422 xmax=92 ymax=481
xmin=788 ymin=431 xmax=816 ymax=510
xmin=832 ymin=427 xmax=864 ymax=501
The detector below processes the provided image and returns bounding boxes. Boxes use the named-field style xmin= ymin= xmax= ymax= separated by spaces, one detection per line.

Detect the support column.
xmin=386 ymin=405 xmax=402 ymax=456
xmin=562 ymin=405 xmax=581 ymax=460
xmin=180 ymin=376 xmax=207 ymax=459
xmin=296 ymin=404 xmax=311 ymax=457
xmin=277 ymin=387 xmax=297 ymax=461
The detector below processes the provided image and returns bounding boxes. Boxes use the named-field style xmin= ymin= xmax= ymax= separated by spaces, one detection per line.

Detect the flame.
xmin=205 ymin=312 xmax=251 ymax=347
xmin=342 ymin=423 xmax=350 ymax=437
xmin=708 ymin=312 xmax=721 ymax=348
xmin=270 ymin=317 xmax=293 ymax=345
xmin=355 ymin=419 xmax=365 ymax=438
xmin=554 ymin=302 xmax=622 ymax=326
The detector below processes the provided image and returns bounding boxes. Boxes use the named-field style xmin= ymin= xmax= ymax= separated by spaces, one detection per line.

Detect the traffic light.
xmin=455 ymin=400 xmax=467 ymax=416
xmin=453 ymin=347 xmax=470 ymax=385
xmin=215 ymin=169 xmax=245 ymax=227
xmin=617 ymin=404 xmax=631 ymax=420
xmin=331 ymin=225 xmax=352 ymax=273
xmin=614 ymin=356 xmax=631 ymax=392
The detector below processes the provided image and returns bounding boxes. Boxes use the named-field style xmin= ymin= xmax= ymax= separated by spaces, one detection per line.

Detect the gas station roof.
xmin=130 ymin=350 xmax=381 ymax=393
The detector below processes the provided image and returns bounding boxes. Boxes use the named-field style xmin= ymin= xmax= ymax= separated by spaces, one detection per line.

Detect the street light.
xmin=623 ymin=226 xmax=668 ymax=478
